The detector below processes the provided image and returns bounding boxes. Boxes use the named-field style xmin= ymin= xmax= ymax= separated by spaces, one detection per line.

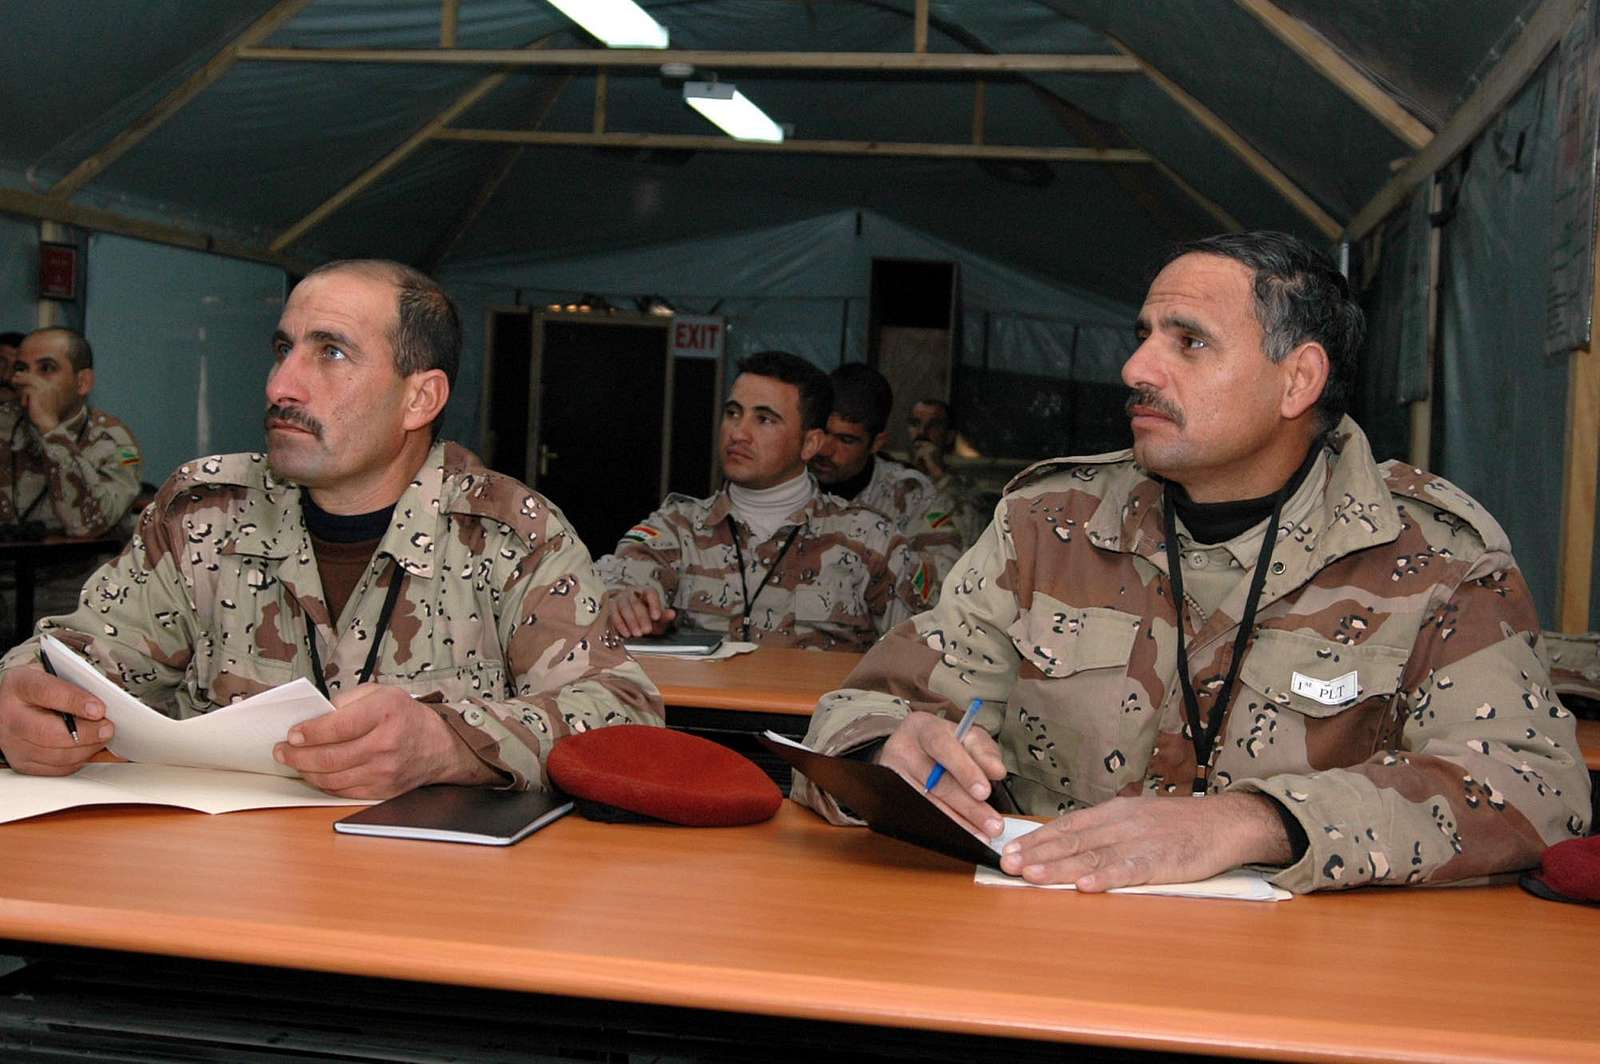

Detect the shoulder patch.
xmin=1379 ymin=461 xmax=1509 ymax=553
xmin=116 ymin=446 xmax=141 ymax=467
xmin=622 ymin=522 xmax=664 ymax=543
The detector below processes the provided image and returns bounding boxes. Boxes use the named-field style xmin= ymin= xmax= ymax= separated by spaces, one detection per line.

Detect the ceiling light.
xmin=545 ymin=0 xmax=668 ymax=49
xmin=683 ymin=81 xmax=784 ymax=143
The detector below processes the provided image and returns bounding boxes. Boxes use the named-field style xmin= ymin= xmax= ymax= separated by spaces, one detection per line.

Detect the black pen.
xmin=37 ymin=648 xmax=79 ymax=742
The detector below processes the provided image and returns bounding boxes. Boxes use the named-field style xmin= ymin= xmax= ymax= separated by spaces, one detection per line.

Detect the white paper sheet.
xmin=0 ymin=763 xmax=369 ymax=824
xmin=976 ymin=817 xmax=1291 ymax=901
xmin=42 ymin=633 xmax=335 ymax=777
xmin=640 ymin=640 xmax=759 ymax=661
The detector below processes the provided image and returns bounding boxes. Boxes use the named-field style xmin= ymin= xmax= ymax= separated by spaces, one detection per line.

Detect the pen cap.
xmin=548 ymin=725 xmax=782 ymax=827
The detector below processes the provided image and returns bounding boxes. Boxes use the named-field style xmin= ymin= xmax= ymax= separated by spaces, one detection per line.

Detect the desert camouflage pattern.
xmin=0 ymin=441 xmax=662 ymax=790
xmin=0 ymin=404 xmax=141 ymax=536
xmin=796 ymin=418 xmax=1590 ymax=893
xmin=852 ymin=456 xmax=966 ymax=591
xmin=597 ymin=483 xmax=930 ymax=651
xmin=927 ymin=468 xmax=988 ymax=549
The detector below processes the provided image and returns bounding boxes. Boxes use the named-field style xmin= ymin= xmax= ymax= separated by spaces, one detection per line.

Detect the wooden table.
xmin=2 ymin=801 xmax=1596 ymax=1062
xmin=1578 ymin=718 xmax=1599 ymax=772
xmin=638 ymin=646 xmax=859 ymax=716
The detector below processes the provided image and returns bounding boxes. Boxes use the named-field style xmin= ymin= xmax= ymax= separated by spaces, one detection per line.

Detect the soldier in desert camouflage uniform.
xmin=810 ymin=363 xmax=966 ymax=593
xmin=0 ymin=327 xmax=141 ymax=537
xmin=599 ymin=351 xmax=929 ymax=652
xmin=796 ymin=232 xmax=1589 ymax=894
xmin=0 ymin=260 xmax=659 ymax=796
xmin=905 ymin=397 xmax=985 ymax=547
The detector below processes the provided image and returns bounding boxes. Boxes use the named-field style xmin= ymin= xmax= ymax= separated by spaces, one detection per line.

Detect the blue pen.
xmin=923 ymin=698 xmax=983 ymax=792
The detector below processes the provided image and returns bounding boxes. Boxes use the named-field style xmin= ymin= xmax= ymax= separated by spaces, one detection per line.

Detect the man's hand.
xmin=878 ymin=709 xmax=1007 ymax=839
xmin=909 ymin=439 xmax=946 ymax=480
xmin=274 ymin=684 xmax=497 ymax=799
xmin=0 ymin=665 xmax=112 ymax=775
xmin=606 ymin=587 xmax=676 ymax=638
xmin=16 ymin=381 xmax=70 ymax=435
xmin=999 ymin=792 xmax=1293 ymax=891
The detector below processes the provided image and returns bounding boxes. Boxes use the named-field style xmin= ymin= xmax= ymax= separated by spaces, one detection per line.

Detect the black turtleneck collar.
xmin=1168 ymin=445 xmax=1322 ymax=546
xmin=301 ymin=488 xmax=395 ymax=544
xmin=828 ymin=453 xmax=875 ymax=501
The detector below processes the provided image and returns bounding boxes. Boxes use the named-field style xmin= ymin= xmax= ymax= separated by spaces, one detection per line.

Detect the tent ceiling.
xmin=0 ymin=0 xmax=1559 ymax=303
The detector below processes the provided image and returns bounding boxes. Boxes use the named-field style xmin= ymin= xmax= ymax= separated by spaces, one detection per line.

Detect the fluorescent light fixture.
xmin=683 ymin=81 xmax=784 ymax=143
xmin=545 ymin=0 xmax=668 ymax=49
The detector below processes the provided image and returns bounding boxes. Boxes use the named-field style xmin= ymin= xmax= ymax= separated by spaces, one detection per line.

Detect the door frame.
xmin=480 ymin=304 xmax=532 ymax=472
xmin=528 ymin=310 xmax=674 ymax=497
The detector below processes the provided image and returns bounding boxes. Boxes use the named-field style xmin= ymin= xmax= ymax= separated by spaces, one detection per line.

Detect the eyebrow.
xmin=1135 ymin=312 xmax=1215 ymax=342
xmin=272 ymin=328 xmax=361 ymax=353
xmin=751 ymin=404 xmax=784 ymax=422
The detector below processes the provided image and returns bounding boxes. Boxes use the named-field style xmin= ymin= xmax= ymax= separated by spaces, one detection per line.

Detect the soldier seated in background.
xmin=905 ymin=396 xmax=985 ymax=546
xmin=0 ymin=259 xmax=660 ymax=796
xmin=796 ymin=230 xmax=1589 ymax=894
xmin=0 ymin=327 xmax=141 ymax=538
xmin=599 ymin=350 xmax=929 ymax=652
xmin=0 ymin=331 xmax=24 ymax=408
xmin=810 ymin=363 xmax=964 ymax=595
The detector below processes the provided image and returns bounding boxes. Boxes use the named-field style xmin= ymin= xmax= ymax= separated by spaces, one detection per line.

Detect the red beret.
xmin=1521 ymin=836 xmax=1600 ymax=906
xmin=547 ymin=726 xmax=782 ymax=827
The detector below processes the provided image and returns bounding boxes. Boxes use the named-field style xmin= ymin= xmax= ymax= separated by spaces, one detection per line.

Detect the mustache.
xmin=1124 ymin=388 xmax=1185 ymax=428
xmin=265 ymin=403 xmax=323 ymax=438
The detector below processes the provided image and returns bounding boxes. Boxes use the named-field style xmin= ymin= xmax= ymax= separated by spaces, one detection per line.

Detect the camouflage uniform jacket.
xmin=850 ymin=455 xmax=967 ymax=593
xmin=796 ymin=418 xmax=1590 ymax=893
xmin=0 ymin=403 xmax=141 ymax=536
xmin=0 ymin=441 xmax=663 ymax=791
xmin=596 ymin=482 xmax=930 ymax=651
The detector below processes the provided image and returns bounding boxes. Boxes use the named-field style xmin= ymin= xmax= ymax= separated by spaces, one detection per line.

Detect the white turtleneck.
xmin=727 ymin=469 xmax=815 ymax=542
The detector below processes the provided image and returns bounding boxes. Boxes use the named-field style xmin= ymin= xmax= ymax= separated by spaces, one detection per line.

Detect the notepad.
xmin=333 ymin=785 xmax=574 ymax=845
xmin=624 ymin=630 xmax=725 ymax=655
xmin=41 ymin=633 xmax=335 ymax=777
xmin=0 ymin=763 xmax=368 ymax=824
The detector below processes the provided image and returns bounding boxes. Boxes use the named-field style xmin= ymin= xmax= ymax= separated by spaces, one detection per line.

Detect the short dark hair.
xmin=27 ymin=326 xmax=93 ymax=372
xmin=735 ymin=351 xmax=833 ymax=431
xmin=0 ymin=331 xmax=25 ymax=348
xmin=1159 ymin=231 xmax=1364 ymax=430
xmin=303 ymin=260 xmax=460 ymax=389
xmin=914 ymin=397 xmax=953 ymax=424
xmin=829 ymin=363 xmax=893 ymax=436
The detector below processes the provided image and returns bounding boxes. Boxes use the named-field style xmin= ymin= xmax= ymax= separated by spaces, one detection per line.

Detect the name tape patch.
xmin=1290 ymin=669 xmax=1359 ymax=706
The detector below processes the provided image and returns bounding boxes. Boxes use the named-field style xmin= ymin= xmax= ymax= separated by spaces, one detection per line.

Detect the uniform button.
xmin=1188 ymin=552 xmax=1207 ymax=568
xmin=464 ymin=708 xmax=486 ymax=727
xmin=1270 ymin=561 xmax=1286 ymax=575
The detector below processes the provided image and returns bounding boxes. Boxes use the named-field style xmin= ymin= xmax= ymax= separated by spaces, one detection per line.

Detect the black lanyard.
xmin=1161 ymin=481 xmax=1290 ymax=797
xmin=9 ymin=410 xmax=90 ymax=522
xmin=725 ymin=515 xmax=803 ymax=640
xmin=304 ymin=560 xmax=407 ymax=698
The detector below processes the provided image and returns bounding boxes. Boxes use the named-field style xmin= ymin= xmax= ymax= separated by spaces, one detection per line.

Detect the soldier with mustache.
xmin=795 ymin=231 xmax=1589 ymax=893
xmin=0 ymin=260 xmax=661 ymax=797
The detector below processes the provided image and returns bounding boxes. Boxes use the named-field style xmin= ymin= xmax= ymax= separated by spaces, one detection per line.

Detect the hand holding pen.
xmin=0 ymin=647 xmax=110 ymax=776
xmin=877 ymin=700 xmax=1009 ymax=839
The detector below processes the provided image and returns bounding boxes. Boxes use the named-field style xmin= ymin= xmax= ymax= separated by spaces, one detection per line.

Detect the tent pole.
xmin=1556 ymin=228 xmax=1600 ymax=631
xmin=1234 ymin=0 xmax=1432 ymax=150
xmin=1408 ymin=178 xmax=1442 ymax=470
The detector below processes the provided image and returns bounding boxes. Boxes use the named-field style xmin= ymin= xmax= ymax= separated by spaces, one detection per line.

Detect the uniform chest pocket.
xmin=1238 ymin=631 xmax=1407 ymax=718
xmin=1007 ymin=603 xmax=1140 ymax=679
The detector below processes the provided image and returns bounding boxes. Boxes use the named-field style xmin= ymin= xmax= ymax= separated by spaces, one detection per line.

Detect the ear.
xmin=401 ymin=369 xmax=451 ymax=433
xmin=1279 ymin=341 xmax=1329 ymax=421
xmin=800 ymin=426 xmax=825 ymax=462
xmin=74 ymin=367 xmax=94 ymax=399
xmin=869 ymin=429 xmax=889 ymax=455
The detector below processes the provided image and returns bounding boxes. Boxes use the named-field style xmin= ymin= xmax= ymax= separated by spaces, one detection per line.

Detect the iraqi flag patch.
xmin=622 ymin=523 xmax=663 ymax=543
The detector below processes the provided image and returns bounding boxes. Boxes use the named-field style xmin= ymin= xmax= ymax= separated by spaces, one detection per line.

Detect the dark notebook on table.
xmin=624 ymin=629 xmax=725 ymax=655
xmin=333 ymin=785 xmax=573 ymax=846
xmin=757 ymin=732 xmax=1006 ymax=869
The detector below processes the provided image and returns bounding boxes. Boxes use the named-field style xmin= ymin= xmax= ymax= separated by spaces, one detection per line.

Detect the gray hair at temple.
xmin=1160 ymin=231 xmax=1364 ymax=431
xmin=302 ymin=259 xmax=461 ymax=389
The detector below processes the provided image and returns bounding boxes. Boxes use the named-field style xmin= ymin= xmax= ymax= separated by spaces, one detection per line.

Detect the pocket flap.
xmin=1239 ymin=630 xmax=1407 ymax=718
xmin=1008 ymin=603 xmax=1140 ymax=678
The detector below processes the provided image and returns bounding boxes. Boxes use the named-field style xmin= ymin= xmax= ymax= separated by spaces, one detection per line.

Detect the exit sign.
xmin=670 ymin=315 xmax=725 ymax=361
